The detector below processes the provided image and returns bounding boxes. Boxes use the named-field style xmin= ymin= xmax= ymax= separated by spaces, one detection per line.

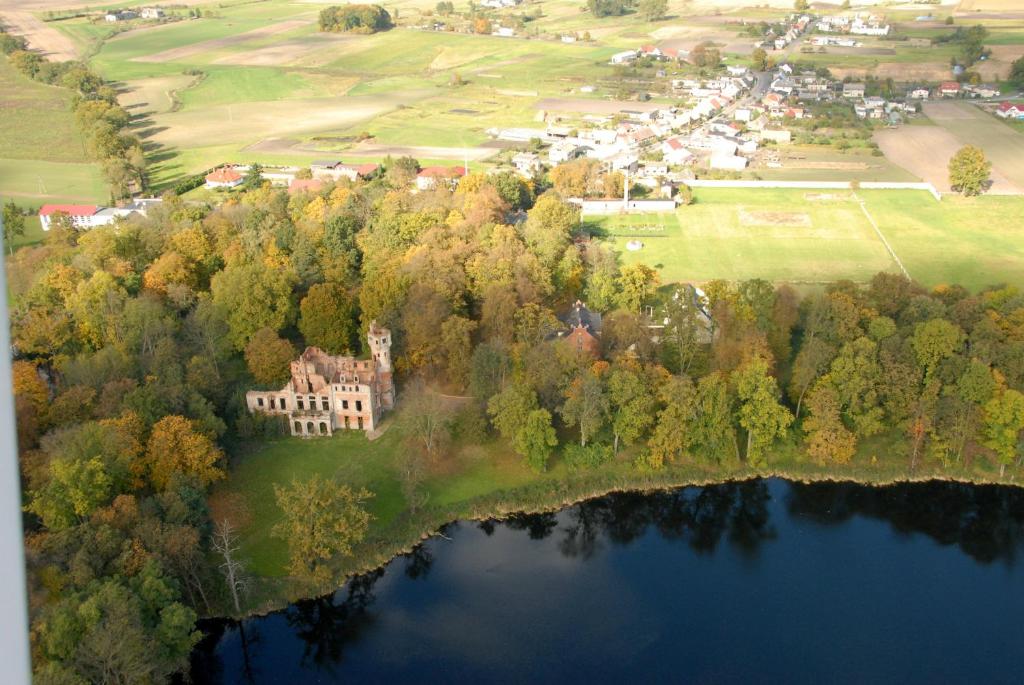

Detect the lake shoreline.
xmin=222 ymin=463 xmax=1022 ymax=621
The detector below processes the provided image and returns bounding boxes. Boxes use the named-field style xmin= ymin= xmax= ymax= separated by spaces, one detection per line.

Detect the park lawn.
xmin=607 ymin=188 xmax=898 ymax=285
xmin=0 ymin=59 xmax=88 ymax=163
xmin=0 ymin=158 xmax=107 ymax=204
xmin=216 ymin=429 xmax=409 ymax=578
xmin=860 ymin=190 xmax=1024 ymax=291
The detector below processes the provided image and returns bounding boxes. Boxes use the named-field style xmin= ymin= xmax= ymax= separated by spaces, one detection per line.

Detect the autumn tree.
xmin=244 ymin=327 xmax=297 ymax=386
xmin=210 ymin=261 xmax=297 ymax=349
xmin=802 ymin=385 xmax=856 ymax=465
xmin=488 ymin=381 xmax=539 ymax=440
xmin=273 ymin=475 xmax=373 ymax=586
xmin=299 ymin=282 xmax=358 ymax=354
xmin=647 ymin=375 xmax=696 ymax=468
xmin=608 ymin=361 xmax=658 ymax=453
xmin=734 ymin=354 xmax=793 ymax=466
xmin=948 ymin=145 xmax=991 ymax=196
xmin=145 ymin=415 xmax=225 ymax=491
xmin=751 ymin=47 xmax=769 ymax=71
xmin=617 ymin=263 xmax=659 ymax=313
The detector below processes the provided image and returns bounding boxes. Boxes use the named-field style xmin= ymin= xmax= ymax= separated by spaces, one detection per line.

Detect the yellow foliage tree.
xmin=145 ymin=415 xmax=225 ymax=491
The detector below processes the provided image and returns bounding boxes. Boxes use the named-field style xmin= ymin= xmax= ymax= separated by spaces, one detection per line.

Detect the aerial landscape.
xmin=2 ymin=0 xmax=1024 ymax=681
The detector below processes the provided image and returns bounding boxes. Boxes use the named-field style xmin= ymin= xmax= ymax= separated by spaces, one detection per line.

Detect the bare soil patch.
xmin=134 ymin=19 xmax=311 ymax=63
xmin=738 ymin=209 xmax=811 ymax=227
xmin=213 ymin=33 xmax=354 ymax=68
xmin=0 ymin=7 xmax=78 ymax=61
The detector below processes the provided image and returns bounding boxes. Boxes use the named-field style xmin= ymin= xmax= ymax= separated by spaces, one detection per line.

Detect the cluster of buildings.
xmin=38 ymin=199 xmax=162 ymax=231
xmin=105 ymin=7 xmax=164 ymax=21
xmin=203 ymin=161 xmax=381 ymax=192
xmin=610 ymin=45 xmax=685 ymax=66
xmin=759 ymin=14 xmax=812 ymax=51
xmin=815 ymin=14 xmax=890 ymax=37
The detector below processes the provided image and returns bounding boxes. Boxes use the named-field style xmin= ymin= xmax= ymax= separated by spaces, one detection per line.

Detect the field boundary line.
xmin=852 ymin=192 xmax=910 ymax=281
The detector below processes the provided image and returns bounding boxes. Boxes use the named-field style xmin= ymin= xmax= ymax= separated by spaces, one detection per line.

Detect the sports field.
xmin=604 ymin=188 xmax=1024 ymax=291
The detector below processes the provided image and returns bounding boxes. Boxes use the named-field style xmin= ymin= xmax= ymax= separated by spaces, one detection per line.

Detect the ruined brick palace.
xmin=245 ymin=323 xmax=396 ymax=436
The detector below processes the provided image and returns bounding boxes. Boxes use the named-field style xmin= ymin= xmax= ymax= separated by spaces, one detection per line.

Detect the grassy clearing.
xmin=0 ymin=158 xmax=108 ymax=204
xmin=602 ymin=188 xmax=1024 ymax=290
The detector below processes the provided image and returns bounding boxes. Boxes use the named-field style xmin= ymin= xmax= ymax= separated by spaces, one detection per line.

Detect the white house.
xmin=104 ymin=9 xmax=138 ymax=21
xmin=842 ymin=82 xmax=866 ymax=98
xmin=709 ymin=154 xmax=748 ymax=171
xmin=415 ymin=165 xmax=466 ymax=191
xmin=39 ymin=199 xmax=160 ymax=231
xmin=996 ymin=102 xmax=1024 ymax=119
xmin=511 ymin=152 xmax=541 ymax=176
xmin=140 ymin=7 xmax=165 ymax=19
xmin=610 ymin=50 xmax=637 ymax=65
xmin=661 ymin=138 xmax=693 ymax=166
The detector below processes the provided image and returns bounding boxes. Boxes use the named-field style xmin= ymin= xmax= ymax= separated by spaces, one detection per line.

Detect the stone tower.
xmin=367 ymin=320 xmax=392 ymax=373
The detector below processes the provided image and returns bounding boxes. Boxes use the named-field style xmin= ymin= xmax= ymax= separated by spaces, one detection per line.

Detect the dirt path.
xmin=0 ymin=4 xmax=78 ymax=61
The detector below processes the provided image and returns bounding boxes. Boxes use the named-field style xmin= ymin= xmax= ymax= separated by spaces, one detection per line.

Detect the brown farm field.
xmin=875 ymin=102 xmax=1024 ymax=194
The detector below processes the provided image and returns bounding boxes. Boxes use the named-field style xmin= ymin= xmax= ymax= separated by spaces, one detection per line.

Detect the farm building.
xmin=939 ymin=82 xmax=961 ymax=97
xmin=246 ymin=323 xmax=395 ymax=437
xmin=842 ymin=83 xmax=866 ymax=98
xmin=205 ymin=167 xmax=243 ymax=188
xmin=512 ymin=152 xmax=542 ymax=176
xmin=39 ymin=199 xmax=159 ymax=231
xmin=311 ymin=161 xmax=379 ymax=183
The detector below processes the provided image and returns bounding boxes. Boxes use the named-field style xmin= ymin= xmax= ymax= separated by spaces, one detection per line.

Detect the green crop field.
xmin=603 ymin=188 xmax=1024 ymax=291
xmin=0 ymin=58 xmax=89 ymax=163
xmin=0 ymin=158 xmax=108 ymax=204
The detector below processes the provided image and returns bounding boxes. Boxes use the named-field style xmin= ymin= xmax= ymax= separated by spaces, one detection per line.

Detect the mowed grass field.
xmin=605 ymin=188 xmax=1024 ymax=291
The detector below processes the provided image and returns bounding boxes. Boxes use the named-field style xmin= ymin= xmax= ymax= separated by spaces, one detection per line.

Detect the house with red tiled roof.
xmin=311 ymin=161 xmax=379 ymax=183
xmin=996 ymin=102 xmax=1024 ymax=119
xmin=38 ymin=204 xmax=99 ymax=231
xmin=205 ymin=167 xmax=244 ymax=188
xmin=415 ymin=165 xmax=466 ymax=191
xmin=939 ymin=81 xmax=961 ymax=97
xmin=288 ymin=178 xmax=325 ymax=195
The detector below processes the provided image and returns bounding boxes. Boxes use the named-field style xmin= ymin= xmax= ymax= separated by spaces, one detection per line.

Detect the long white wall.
xmin=683 ymin=180 xmax=942 ymax=201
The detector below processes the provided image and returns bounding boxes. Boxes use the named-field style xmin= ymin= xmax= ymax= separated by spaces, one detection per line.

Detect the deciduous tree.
xmin=948 ymin=145 xmax=991 ymax=196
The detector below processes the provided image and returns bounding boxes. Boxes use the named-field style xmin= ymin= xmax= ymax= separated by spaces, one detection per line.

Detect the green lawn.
xmin=602 ymin=188 xmax=1024 ymax=291
xmin=0 ymin=59 xmax=88 ymax=163
xmin=0 ymin=158 xmax=107 ymax=204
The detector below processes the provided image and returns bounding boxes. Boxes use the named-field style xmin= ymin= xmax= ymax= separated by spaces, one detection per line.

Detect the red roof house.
xmin=205 ymin=167 xmax=244 ymax=188
xmin=415 ymin=165 xmax=467 ymax=190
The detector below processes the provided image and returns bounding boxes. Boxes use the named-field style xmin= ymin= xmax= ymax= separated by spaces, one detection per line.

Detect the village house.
xmin=908 ymin=87 xmax=930 ymax=100
xmin=964 ymin=84 xmax=1001 ymax=99
xmin=246 ymin=323 xmax=395 ymax=437
xmin=558 ymin=301 xmax=602 ymax=357
xmin=939 ymin=81 xmax=961 ymax=98
xmin=661 ymin=137 xmax=694 ymax=166
xmin=310 ymin=160 xmax=379 ymax=183
xmin=415 ymin=165 xmax=466 ymax=190
xmin=205 ymin=167 xmax=243 ymax=188
xmin=288 ymin=178 xmax=324 ymax=195
xmin=511 ymin=152 xmax=541 ymax=177
xmin=610 ymin=50 xmax=637 ymax=65
xmin=850 ymin=18 xmax=890 ymax=36
xmin=140 ymin=7 xmax=165 ymax=19
xmin=996 ymin=102 xmax=1024 ymax=119
xmin=842 ymin=82 xmax=866 ymax=98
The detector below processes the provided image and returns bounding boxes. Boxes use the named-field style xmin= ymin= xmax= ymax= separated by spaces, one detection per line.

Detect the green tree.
xmin=211 ymin=262 xmax=297 ymax=349
xmin=794 ymin=0 xmax=809 ymax=10
xmin=982 ymin=389 xmax=1024 ymax=477
xmin=734 ymin=354 xmax=793 ymax=466
xmin=751 ymin=46 xmax=768 ymax=71
xmin=244 ymin=327 xmax=298 ymax=386
xmin=560 ymin=365 xmax=610 ymax=447
xmin=617 ymin=263 xmax=659 ymax=312
xmin=647 ymin=375 xmax=696 ymax=467
xmin=2 ymin=200 xmax=25 ymax=255
xmin=1010 ymin=56 xmax=1024 ymax=88
xmin=692 ymin=372 xmax=738 ymax=462
xmin=607 ymin=361 xmax=657 ymax=453
xmin=638 ymin=0 xmax=667 ymax=21
xmin=298 ymin=282 xmax=358 ymax=354
xmin=911 ymin=318 xmax=964 ymax=381
xmin=948 ymin=145 xmax=991 ymax=196
xmin=273 ymin=475 xmax=373 ymax=586
xmin=488 ymin=382 xmax=539 ymax=441
xmin=513 ymin=409 xmax=558 ymax=471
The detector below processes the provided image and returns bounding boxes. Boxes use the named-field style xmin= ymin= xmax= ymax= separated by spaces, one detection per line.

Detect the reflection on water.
xmin=192 ymin=479 xmax=1024 ymax=684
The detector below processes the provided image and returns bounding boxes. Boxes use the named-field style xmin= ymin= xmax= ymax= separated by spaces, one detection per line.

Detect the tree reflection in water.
xmin=786 ymin=480 xmax=1024 ymax=565
xmin=284 ymin=568 xmax=384 ymax=674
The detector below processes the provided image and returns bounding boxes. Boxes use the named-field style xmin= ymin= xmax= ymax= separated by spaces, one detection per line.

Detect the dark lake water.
xmin=191 ymin=478 xmax=1024 ymax=684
